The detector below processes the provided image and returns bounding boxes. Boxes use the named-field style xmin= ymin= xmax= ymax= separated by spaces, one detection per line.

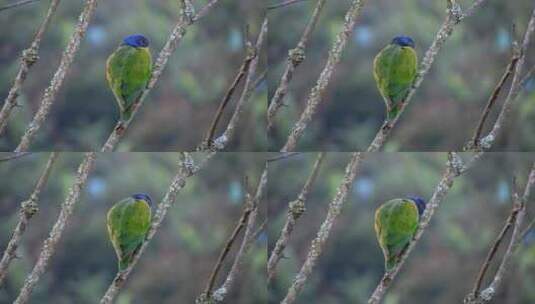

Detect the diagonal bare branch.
xmin=0 ymin=0 xmax=40 ymax=12
xmin=14 ymin=0 xmax=99 ymax=152
xmin=281 ymin=0 xmax=367 ymax=152
xmin=0 ymin=152 xmax=58 ymax=287
xmin=0 ymin=0 xmax=61 ymax=135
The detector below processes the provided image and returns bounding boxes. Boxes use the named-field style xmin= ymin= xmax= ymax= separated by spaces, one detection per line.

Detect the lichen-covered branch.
xmin=367 ymin=152 xmax=481 ymax=304
xmin=267 ymin=152 xmax=325 ymax=283
xmin=0 ymin=0 xmax=40 ymax=12
xmin=101 ymin=0 xmax=221 ymax=152
xmin=14 ymin=152 xmax=96 ymax=304
xmin=99 ymin=152 xmax=215 ymax=304
xmin=367 ymin=0 xmax=487 ymax=152
xmin=477 ymin=8 xmax=535 ymax=150
xmin=464 ymin=163 xmax=535 ymax=304
xmin=0 ymin=152 xmax=32 ymax=162
xmin=209 ymin=166 xmax=267 ymax=303
xmin=210 ymin=17 xmax=268 ymax=151
xmin=281 ymin=0 xmax=366 ymax=152
xmin=267 ymin=0 xmax=327 ymax=132
xmin=0 ymin=0 xmax=61 ymax=135
xmin=281 ymin=152 xmax=362 ymax=304
xmin=15 ymin=0 xmax=99 ymax=152
xmin=0 ymin=152 xmax=58 ymax=286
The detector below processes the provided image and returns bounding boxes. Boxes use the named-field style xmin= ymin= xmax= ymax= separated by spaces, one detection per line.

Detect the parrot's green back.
xmin=373 ymin=44 xmax=417 ymax=120
xmin=106 ymin=45 xmax=152 ymax=121
xmin=107 ymin=197 xmax=151 ymax=271
xmin=374 ymin=198 xmax=419 ymax=271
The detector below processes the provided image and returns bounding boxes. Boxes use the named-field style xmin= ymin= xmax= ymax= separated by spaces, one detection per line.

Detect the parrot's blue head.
xmin=132 ymin=193 xmax=153 ymax=206
xmin=408 ymin=196 xmax=426 ymax=217
xmin=123 ymin=34 xmax=150 ymax=48
xmin=392 ymin=36 xmax=415 ymax=48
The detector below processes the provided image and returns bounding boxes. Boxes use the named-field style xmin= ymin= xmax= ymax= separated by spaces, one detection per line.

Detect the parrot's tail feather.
xmin=386 ymin=257 xmax=398 ymax=272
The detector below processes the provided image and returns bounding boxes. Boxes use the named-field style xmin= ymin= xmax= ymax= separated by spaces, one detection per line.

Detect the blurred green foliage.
xmin=0 ymin=0 xmax=266 ymax=151
xmin=0 ymin=152 xmax=267 ymax=303
xmin=268 ymin=152 xmax=535 ymax=303
xmin=267 ymin=0 xmax=535 ymax=151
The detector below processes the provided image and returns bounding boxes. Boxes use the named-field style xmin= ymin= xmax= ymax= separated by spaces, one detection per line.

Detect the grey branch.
xmin=367 ymin=152 xmax=481 ymax=304
xmin=15 ymin=0 xmax=99 ymax=152
xmin=281 ymin=0 xmax=366 ymax=152
xmin=267 ymin=152 xmax=325 ymax=283
xmin=281 ymin=152 xmax=363 ymax=304
xmin=101 ymin=0 xmax=222 ymax=152
xmin=210 ymin=18 xmax=268 ymax=151
xmin=0 ymin=152 xmax=32 ymax=162
xmin=14 ymin=152 xmax=96 ymax=304
xmin=99 ymin=152 xmax=215 ymax=304
xmin=0 ymin=0 xmax=40 ymax=12
xmin=209 ymin=166 xmax=267 ymax=303
xmin=367 ymin=0 xmax=487 ymax=152
xmin=478 ymin=8 xmax=535 ymax=150
xmin=267 ymin=0 xmax=327 ymax=132
xmin=0 ymin=0 xmax=61 ymax=135
xmin=464 ymin=163 xmax=535 ymax=304
xmin=0 ymin=152 xmax=58 ymax=286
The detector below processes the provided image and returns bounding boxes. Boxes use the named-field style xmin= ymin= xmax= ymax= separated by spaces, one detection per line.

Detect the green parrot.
xmin=107 ymin=193 xmax=152 ymax=271
xmin=106 ymin=34 xmax=152 ymax=122
xmin=373 ymin=36 xmax=418 ymax=121
xmin=374 ymin=196 xmax=426 ymax=272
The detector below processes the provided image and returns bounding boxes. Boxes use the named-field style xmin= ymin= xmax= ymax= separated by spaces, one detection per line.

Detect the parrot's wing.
xmin=384 ymin=199 xmax=419 ymax=258
xmin=119 ymin=47 xmax=152 ymax=119
xmin=116 ymin=198 xmax=151 ymax=270
xmin=373 ymin=44 xmax=398 ymax=101
xmin=107 ymin=198 xmax=131 ymax=261
xmin=385 ymin=47 xmax=417 ymax=103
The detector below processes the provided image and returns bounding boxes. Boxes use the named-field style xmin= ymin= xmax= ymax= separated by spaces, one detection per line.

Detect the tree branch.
xmin=101 ymin=0 xmax=222 ymax=152
xmin=0 ymin=152 xmax=32 ymax=162
xmin=281 ymin=152 xmax=362 ymax=304
xmin=267 ymin=152 xmax=325 ymax=283
xmin=267 ymin=0 xmax=311 ymax=10
xmin=281 ymin=0 xmax=366 ymax=152
xmin=208 ymin=166 xmax=267 ymax=303
xmin=99 ymin=152 xmax=215 ymax=304
xmin=367 ymin=152 xmax=481 ymax=304
xmin=14 ymin=152 xmax=96 ymax=304
xmin=464 ymin=163 xmax=535 ymax=304
xmin=367 ymin=0 xmax=487 ymax=152
xmin=0 ymin=0 xmax=61 ymax=135
xmin=0 ymin=152 xmax=58 ymax=286
xmin=477 ymin=8 xmax=535 ymax=150
xmin=14 ymin=0 xmax=99 ymax=152
xmin=266 ymin=0 xmax=327 ymax=132
xmin=208 ymin=17 xmax=268 ymax=151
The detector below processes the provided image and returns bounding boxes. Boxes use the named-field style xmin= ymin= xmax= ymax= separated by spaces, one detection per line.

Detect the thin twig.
xmin=0 ymin=152 xmax=58 ymax=287
xmin=266 ymin=152 xmax=301 ymax=163
xmin=468 ymin=50 xmax=520 ymax=149
xmin=267 ymin=152 xmax=325 ymax=283
xmin=267 ymin=0 xmax=327 ymax=132
xmin=367 ymin=0 xmax=487 ymax=152
xmin=209 ymin=166 xmax=268 ymax=303
xmin=281 ymin=0 xmax=366 ymax=152
xmin=0 ymin=152 xmax=32 ymax=162
xmin=101 ymin=0 xmax=221 ymax=152
xmin=200 ymin=43 xmax=257 ymax=150
xmin=14 ymin=152 xmax=96 ymax=304
xmin=464 ymin=163 xmax=535 ymax=304
xmin=367 ymin=152 xmax=480 ymax=304
xmin=99 ymin=152 xmax=215 ymax=304
xmin=201 ymin=194 xmax=254 ymax=299
xmin=477 ymin=8 xmax=535 ymax=150
xmin=0 ymin=0 xmax=40 ymax=12
xmin=281 ymin=152 xmax=362 ymax=304
xmin=14 ymin=0 xmax=99 ymax=152
xmin=267 ymin=0 xmax=311 ymax=10
xmin=0 ymin=0 xmax=61 ymax=135
xmin=207 ymin=17 xmax=268 ymax=151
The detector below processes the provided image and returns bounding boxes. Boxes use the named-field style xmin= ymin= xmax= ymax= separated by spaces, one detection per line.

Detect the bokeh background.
xmin=267 ymin=0 xmax=535 ymax=151
xmin=0 ymin=0 xmax=266 ymax=151
xmin=268 ymin=153 xmax=535 ymax=303
xmin=0 ymin=152 xmax=267 ymax=303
